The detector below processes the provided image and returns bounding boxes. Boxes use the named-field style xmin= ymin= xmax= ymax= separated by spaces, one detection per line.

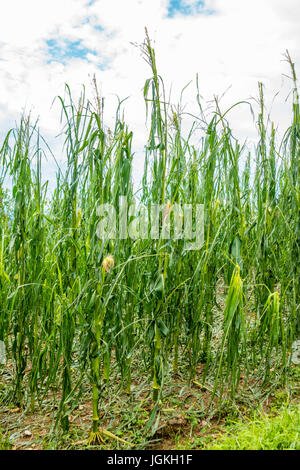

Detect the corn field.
xmin=0 ymin=36 xmax=299 ymax=446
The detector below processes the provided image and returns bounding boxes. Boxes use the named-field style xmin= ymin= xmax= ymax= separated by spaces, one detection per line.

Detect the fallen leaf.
xmin=72 ymin=440 xmax=87 ymax=446
xmin=10 ymin=408 xmax=21 ymax=413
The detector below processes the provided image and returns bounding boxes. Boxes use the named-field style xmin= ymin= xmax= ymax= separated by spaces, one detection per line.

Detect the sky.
xmin=0 ymin=0 xmax=299 ymax=187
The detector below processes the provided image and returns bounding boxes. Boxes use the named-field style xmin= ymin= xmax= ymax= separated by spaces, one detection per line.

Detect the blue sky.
xmin=167 ymin=0 xmax=213 ymax=17
xmin=46 ymin=39 xmax=97 ymax=63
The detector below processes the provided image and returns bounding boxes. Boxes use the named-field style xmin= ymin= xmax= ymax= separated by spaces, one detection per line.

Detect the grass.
xmin=0 ymin=428 xmax=12 ymax=450
xmin=203 ymin=405 xmax=300 ymax=450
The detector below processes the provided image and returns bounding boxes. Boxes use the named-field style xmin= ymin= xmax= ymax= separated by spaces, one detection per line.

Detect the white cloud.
xmin=0 ymin=0 xmax=299 ymax=186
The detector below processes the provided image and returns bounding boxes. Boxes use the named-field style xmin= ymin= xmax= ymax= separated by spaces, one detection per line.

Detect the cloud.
xmin=0 ymin=0 xmax=299 ymax=186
